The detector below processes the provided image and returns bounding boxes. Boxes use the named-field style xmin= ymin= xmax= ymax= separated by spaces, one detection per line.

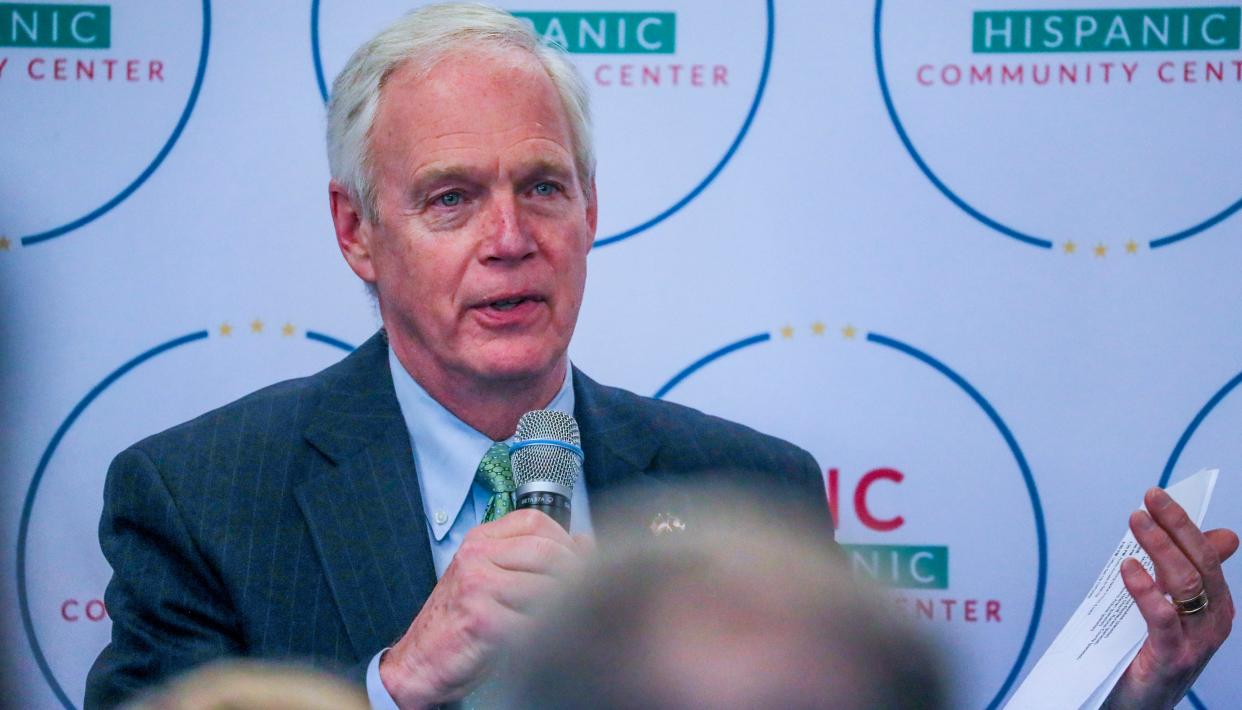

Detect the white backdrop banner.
xmin=3 ymin=2 xmax=1240 ymax=709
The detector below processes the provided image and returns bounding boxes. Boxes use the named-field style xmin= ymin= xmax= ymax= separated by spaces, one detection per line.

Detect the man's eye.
xmin=532 ymin=182 xmax=560 ymax=197
xmin=435 ymin=191 xmax=463 ymax=207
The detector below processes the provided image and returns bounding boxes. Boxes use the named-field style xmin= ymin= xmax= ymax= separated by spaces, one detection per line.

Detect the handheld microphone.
xmin=509 ymin=410 xmax=583 ymax=531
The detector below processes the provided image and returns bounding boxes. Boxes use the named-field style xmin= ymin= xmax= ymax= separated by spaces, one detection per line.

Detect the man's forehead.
xmin=380 ymin=47 xmax=560 ymax=119
xmin=372 ymin=48 xmax=576 ymax=170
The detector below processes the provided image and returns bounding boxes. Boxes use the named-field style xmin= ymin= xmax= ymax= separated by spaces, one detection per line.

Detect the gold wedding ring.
xmin=1173 ymin=589 xmax=1210 ymax=616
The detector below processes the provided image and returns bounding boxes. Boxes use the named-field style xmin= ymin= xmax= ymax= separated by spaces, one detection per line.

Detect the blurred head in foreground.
xmin=121 ymin=660 xmax=368 ymax=710
xmin=505 ymin=489 xmax=947 ymax=710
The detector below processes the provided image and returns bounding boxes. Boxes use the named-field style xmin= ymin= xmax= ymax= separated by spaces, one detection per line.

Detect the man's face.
xmin=352 ymin=49 xmax=596 ymax=390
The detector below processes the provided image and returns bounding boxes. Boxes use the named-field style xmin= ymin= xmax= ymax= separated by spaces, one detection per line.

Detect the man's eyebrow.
xmin=517 ymin=158 xmax=576 ymax=182
xmin=410 ymin=165 xmax=481 ymax=190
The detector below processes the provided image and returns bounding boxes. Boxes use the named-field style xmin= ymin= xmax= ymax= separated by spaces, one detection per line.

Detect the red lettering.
xmin=61 ymin=599 xmax=79 ymax=622
xmin=127 ymin=59 xmax=139 ymax=81
xmin=28 ymin=58 xmax=45 ymax=79
xmin=1123 ymin=62 xmax=1138 ymax=82
xmin=970 ymin=65 xmax=992 ymax=84
xmin=0 ymin=57 xmax=8 ymax=78
xmin=887 ymin=597 xmax=1002 ymax=623
xmin=85 ymin=599 xmax=108 ymax=621
xmin=1206 ymin=61 xmax=1223 ymax=82
xmin=855 ymin=468 xmax=904 ymax=532
xmin=940 ymin=598 xmax=957 ymax=621
xmin=103 ymin=58 xmax=117 ymax=80
xmin=1100 ymin=62 xmax=1113 ymax=82
xmin=713 ymin=64 xmax=727 ymax=86
xmin=941 ymin=64 xmax=961 ymax=85
xmin=1002 ymin=64 xmax=1024 ymax=84
xmin=1158 ymin=61 xmax=1174 ymax=83
xmin=641 ymin=65 xmax=659 ymax=86
xmin=916 ymin=598 xmax=934 ymax=619
xmin=917 ymin=65 xmax=934 ymax=86
xmin=76 ymin=59 xmax=93 ymax=80
xmin=1059 ymin=64 xmax=1076 ymax=83
xmin=594 ymin=65 xmax=611 ymax=86
xmin=149 ymin=59 xmax=164 ymax=81
xmin=1183 ymin=61 xmax=1197 ymax=83
xmin=1234 ymin=60 xmax=1242 ymax=81
xmin=53 ymin=57 xmax=67 ymax=80
xmin=619 ymin=64 xmax=632 ymax=86
xmin=668 ymin=64 xmax=682 ymax=83
xmin=691 ymin=64 xmax=703 ymax=86
xmin=826 ymin=468 xmax=840 ymax=530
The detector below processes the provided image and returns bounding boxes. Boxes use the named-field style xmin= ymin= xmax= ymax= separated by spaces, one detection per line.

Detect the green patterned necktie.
xmin=475 ymin=442 xmax=515 ymax=523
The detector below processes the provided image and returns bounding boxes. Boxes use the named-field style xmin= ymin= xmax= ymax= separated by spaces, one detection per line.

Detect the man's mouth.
xmin=490 ymin=297 xmax=529 ymax=311
xmin=480 ymin=294 xmax=545 ymax=312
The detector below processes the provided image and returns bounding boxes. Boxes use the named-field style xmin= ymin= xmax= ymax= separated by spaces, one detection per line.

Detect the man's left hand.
xmin=1105 ymin=487 xmax=1238 ymax=709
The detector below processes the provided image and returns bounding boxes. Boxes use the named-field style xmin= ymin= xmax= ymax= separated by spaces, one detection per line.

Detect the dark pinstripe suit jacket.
xmin=84 ymin=332 xmax=830 ymax=708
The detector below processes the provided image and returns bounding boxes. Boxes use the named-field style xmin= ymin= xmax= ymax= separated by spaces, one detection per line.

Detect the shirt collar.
xmin=387 ymin=346 xmax=575 ymax=541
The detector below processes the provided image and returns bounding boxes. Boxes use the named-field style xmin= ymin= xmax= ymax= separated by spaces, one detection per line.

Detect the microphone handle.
xmin=515 ymin=489 xmax=571 ymax=531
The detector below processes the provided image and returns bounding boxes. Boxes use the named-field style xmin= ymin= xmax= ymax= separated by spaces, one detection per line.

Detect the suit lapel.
xmin=293 ymin=358 xmax=683 ymax=658
xmin=295 ymin=333 xmax=437 ymax=660
xmin=573 ymin=369 xmax=685 ymax=541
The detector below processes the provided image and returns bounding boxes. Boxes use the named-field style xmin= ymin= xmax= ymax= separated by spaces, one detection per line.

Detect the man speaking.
xmin=87 ymin=3 xmax=1234 ymax=709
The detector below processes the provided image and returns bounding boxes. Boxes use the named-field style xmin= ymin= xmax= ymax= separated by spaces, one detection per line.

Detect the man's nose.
xmin=482 ymin=192 xmax=537 ymax=263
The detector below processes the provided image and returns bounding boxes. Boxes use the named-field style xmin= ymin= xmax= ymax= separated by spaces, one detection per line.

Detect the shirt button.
xmin=434 ymin=511 xmax=448 ymax=526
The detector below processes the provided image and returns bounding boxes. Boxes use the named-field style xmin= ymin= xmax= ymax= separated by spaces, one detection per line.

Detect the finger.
xmin=1202 ymin=529 xmax=1237 ymax=619
xmin=478 ymin=509 xmax=573 ymax=544
xmin=1121 ymin=557 xmax=1184 ymax=660
xmin=1145 ymin=488 xmax=1229 ymax=601
xmin=1131 ymin=509 xmax=1204 ymax=601
xmin=485 ymin=569 xmax=564 ymax=614
xmin=572 ymin=533 xmax=596 ymax=555
xmin=1204 ymin=528 xmax=1240 ymax=563
xmin=486 ymin=535 xmax=581 ymax=576
xmin=466 ymin=590 xmax=542 ymax=642
xmin=447 ymin=557 xmax=561 ymax=615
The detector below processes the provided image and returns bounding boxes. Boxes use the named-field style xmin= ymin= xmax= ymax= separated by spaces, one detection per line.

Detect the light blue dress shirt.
xmin=367 ymin=346 xmax=592 ymax=708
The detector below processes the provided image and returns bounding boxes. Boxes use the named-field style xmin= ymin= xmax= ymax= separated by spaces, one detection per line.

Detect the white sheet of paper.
xmin=1004 ymin=468 xmax=1219 ymax=710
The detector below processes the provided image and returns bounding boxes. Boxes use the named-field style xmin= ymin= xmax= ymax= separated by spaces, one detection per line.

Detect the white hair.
xmin=326 ymin=2 xmax=595 ymax=222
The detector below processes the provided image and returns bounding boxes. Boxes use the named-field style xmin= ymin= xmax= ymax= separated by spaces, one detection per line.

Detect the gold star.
xmin=1125 ymin=240 xmax=1139 ymax=254
xmin=779 ymin=325 xmax=794 ymax=339
xmin=1093 ymin=243 xmax=1107 ymax=258
xmin=842 ymin=325 xmax=857 ymax=340
xmin=281 ymin=322 xmax=296 ymax=337
xmin=219 ymin=322 xmax=233 ymax=336
xmin=810 ymin=321 xmax=826 ymax=336
xmin=0 ymin=236 xmax=10 ymax=251
xmin=1063 ymin=241 xmax=1076 ymax=254
xmin=250 ymin=319 xmax=264 ymax=334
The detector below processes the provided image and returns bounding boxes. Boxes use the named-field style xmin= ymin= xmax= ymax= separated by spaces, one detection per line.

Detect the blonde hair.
xmin=122 ymin=660 xmax=368 ymax=710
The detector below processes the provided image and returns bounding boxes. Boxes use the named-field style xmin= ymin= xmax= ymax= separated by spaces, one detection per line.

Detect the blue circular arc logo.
xmin=873 ymin=0 xmax=1242 ymax=251
xmin=308 ymin=0 xmax=774 ymax=249
xmin=16 ymin=329 xmax=354 ymax=709
xmin=655 ymin=329 xmax=1048 ymax=710
xmin=1157 ymin=367 xmax=1242 ymax=710
xmin=20 ymin=1 xmax=212 ymax=248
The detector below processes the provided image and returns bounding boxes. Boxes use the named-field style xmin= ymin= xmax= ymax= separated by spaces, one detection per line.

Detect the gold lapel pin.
xmin=649 ymin=512 xmax=686 ymax=536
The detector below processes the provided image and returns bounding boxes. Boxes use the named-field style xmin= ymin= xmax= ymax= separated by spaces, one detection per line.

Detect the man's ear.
xmin=585 ymin=176 xmax=598 ymax=236
xmin=329 ymin=179 xmax=378 ymax=283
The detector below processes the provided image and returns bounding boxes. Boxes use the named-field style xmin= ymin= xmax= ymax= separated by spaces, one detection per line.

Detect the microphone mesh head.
xmin=511 ymin=410 xmax=582 ymax=489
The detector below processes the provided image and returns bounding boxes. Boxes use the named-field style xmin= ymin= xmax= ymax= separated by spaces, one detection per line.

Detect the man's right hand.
xmin=378 ymin=509 xmax=589 ymax=709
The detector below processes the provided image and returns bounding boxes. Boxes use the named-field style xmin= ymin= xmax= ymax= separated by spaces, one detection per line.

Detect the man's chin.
xmin=465 ymin=348 xmax=567 ymax=387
